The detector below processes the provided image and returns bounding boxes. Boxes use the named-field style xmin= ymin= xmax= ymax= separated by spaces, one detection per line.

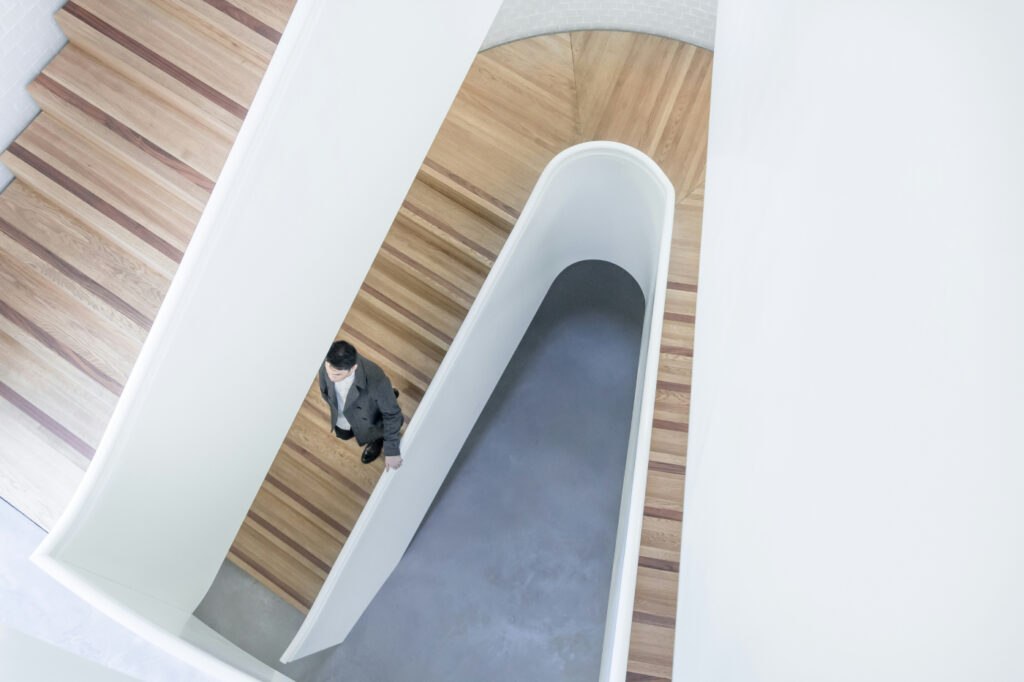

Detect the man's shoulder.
xmin=357 ymin=355 xmax=385 ymax=381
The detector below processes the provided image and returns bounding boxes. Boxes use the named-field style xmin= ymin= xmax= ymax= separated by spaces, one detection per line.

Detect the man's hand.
xmin=384 ymin=455 xmax=403 ymax=472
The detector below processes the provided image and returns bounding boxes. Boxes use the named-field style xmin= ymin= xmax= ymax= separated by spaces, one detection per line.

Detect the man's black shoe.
xmin=361 ymin=438 xmax=383 ymax=464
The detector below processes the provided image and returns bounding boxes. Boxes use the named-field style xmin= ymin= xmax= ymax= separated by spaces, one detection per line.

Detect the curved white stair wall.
xmin=282 ymin=141 xmax=675 ymax=682
xmin=29 ymin=0 xmax=504 ymax=679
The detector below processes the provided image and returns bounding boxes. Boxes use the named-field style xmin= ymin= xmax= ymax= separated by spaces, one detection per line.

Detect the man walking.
xmin=319 ymin=340 xmax=404 ymax=471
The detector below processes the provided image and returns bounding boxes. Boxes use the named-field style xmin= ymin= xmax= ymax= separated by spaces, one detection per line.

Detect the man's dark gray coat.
xmin=318 ymin=354 xmax=404 ymax=458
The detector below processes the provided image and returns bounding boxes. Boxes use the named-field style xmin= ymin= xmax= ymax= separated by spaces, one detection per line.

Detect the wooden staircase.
xmin=0 ymin=0 xmax=296 ymax=527
xmin=0 ymin=10 xmax=710 ymax=679
xmin=229 ymin=32 xmax=709 ymax=681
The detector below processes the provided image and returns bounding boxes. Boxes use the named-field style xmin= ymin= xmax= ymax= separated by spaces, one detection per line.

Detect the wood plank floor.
xmin=0 ymin=16 xmax=709 ymax=679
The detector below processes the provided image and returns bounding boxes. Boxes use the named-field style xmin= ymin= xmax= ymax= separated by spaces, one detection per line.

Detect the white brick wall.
xmin=483 ymin=0 xmax=717 ymax=51
xmin=0 ymin=0 xmax=67 ymax=191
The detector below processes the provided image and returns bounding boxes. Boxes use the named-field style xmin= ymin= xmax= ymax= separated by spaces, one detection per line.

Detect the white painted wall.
xmin=0 ymin=0 xmax=67 ymax=191
xmin=483 ymin=0 xmax=717 ymax=50
xmin=282 ymin=143 xmax=675 ymax=682
xmin=32 ymin=0 xmax=504 ymax=678
xmin=676 ymin=1 xmax=1024 ymax=680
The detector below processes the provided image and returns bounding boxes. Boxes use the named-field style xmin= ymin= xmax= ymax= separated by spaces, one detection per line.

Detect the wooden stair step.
xmin=248 ymin=481 xmax=345 ymax=565
xmin=353 ymin=286 xmax=450 ymax=359
xmin=396 ymin=200 xmax=494 ymax=273
xmin=387 ymin=215 xmax=487 ymax=306
xmin=0 ymin=242 xmax=140 ymax=391
xmin=362 ymin=262 xmax=466 ymax=339
xmin=0 ymin=318 xmax=115 ymax=455
xmin=26 ymin=73 xmax=211 ymax=211
xmin=345 ymin=299 xmax=444 ymax=375
xmin=229 ymin=521 xmax=321 ymax=612
xmin=344 ymin=301 xmax=440 ymax=387
xmin=404 ymin=178 xmax=508 ymax=260
xmin=335 ymin=323 xmax=430 ymax=399
xmin=41 ymin=43 xmax=232 ymax=182
xmin=0 ymin=144 xmax=178 ymax=281
xmin=0 ymin=182 xmax=171 ymax=325
xmin=416 ymin=160 xmax=519 ymax=232
xmin=258 ymin=447 xmax=362 ymax=542
xmin=371 ymin=245 xmax=473 ymax=325
xmin=359 ymin=264 xmax=461 ymax=350
xmin=287 ymin=409 xmax=381 ymax=496
xmin=54 ymin=5 xmax=240 ymax=143
xmin=272 ymin=441 xmax=367 ymax=535
xmin=240 ymin=477 xmax=346 ymax=577
xmin=231 ymin=0 xmax=297 ymax=35
xmin=235 ymin=516 xmax=328 ymax=586
xmin=63 ymin=0 xmax=265 ymax=112
xmin=0 ymin=212 xmax=149 ymax=344
xmin=14 ymin=113 xmax=199 ymax=259
xmin=0 ymin=395 xmax=88 ymax=532
xmin=154 ymin=0 xmax=278 ymax=68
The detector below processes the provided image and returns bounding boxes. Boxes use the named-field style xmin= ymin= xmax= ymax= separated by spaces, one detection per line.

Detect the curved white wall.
xmin=30 ymin=0 xmax=504 ymax=679
xmin=483 ymin=0 xmax=717 ymax=50
xmin=677 ymin=1 xmax=1024 ymax=680
xmin=282 ymin=142 xmax=675 ymax=682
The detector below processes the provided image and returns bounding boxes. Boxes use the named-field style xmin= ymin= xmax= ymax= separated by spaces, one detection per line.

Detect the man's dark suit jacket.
xmin=318 ymin=354 xmax=404 ymax=458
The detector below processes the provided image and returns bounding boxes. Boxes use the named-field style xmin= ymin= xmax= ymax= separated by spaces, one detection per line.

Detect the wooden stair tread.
xmin=363 ymin=263 xmax=466 ymax=337
xmin=0 ymin=319 xmax=115 ymax=454
xmin=54 ymin=6 xmax=239 ymax=143
xmin=15 ymin=113 xmax=199 ymax=258
xmin=416 ymin=162 xmax=518 ymax=233
xmin=26 ymin=75 xmax=212 ymax=212
xmin=0 ymin=215 xmax=149 ymax=345
xmin=0 ymin=395 xmax=88 ymax=531
xmin=154 ymin=0 xmax=277 ymax=68
xmin=270 ymin=443 xmax=367 ymax=533
xmin=228 ymin=521 xmax=321 ymax=612
xmin=352 ymin=286 xmax=451 ymax=358
xmin=345 ymin=300 xmax=444 ymax=378
xmin=42 ymin=43 xmax=232 ymax=181
xmin=285 ymin=409 xmax=381 ymax=496
xmin=0 ymin=146 xmax=180 ymax=280
xmin=232 ymin=0 xmax=297 ymax=35
xmin=403 ymin=178 xmax=508 ymax=259
xmin=0 ymin=182 xmax=170 ymax=325
xmin=63 ymin=0 xmax=265 ymax=115
xmin=0 ymin=242 xmax=140 ymax=391
xmin=387 ymin=214 xmax=487 ymax=303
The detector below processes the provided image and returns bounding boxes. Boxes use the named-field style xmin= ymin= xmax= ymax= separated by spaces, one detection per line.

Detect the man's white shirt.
xmin=333 ymin=368 xmax=357 ymax=430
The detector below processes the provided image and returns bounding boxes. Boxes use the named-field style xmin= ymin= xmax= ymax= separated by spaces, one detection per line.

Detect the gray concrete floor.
xmin=195 ymin=259 xmax=645 ymax=681
xmin=0 ymin=498 xmax=210 ymax=681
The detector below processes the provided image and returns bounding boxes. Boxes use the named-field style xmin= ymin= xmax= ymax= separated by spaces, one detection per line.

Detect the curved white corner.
xmin=282 ymin=141 xmax=675 ymax=682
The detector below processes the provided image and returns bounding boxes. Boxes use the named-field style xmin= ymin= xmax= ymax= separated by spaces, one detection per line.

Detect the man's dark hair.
xmin=325 ymin=340 xmax=357 ymax=370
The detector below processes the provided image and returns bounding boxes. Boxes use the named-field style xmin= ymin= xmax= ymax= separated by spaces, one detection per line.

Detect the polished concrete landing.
xmin=195 ymin=259 xmax=644 ymax=680
xmin=325 ymin=260 xmax=644 ymax=681
xmin=0 ymin=499 xmax=208 ymax=681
